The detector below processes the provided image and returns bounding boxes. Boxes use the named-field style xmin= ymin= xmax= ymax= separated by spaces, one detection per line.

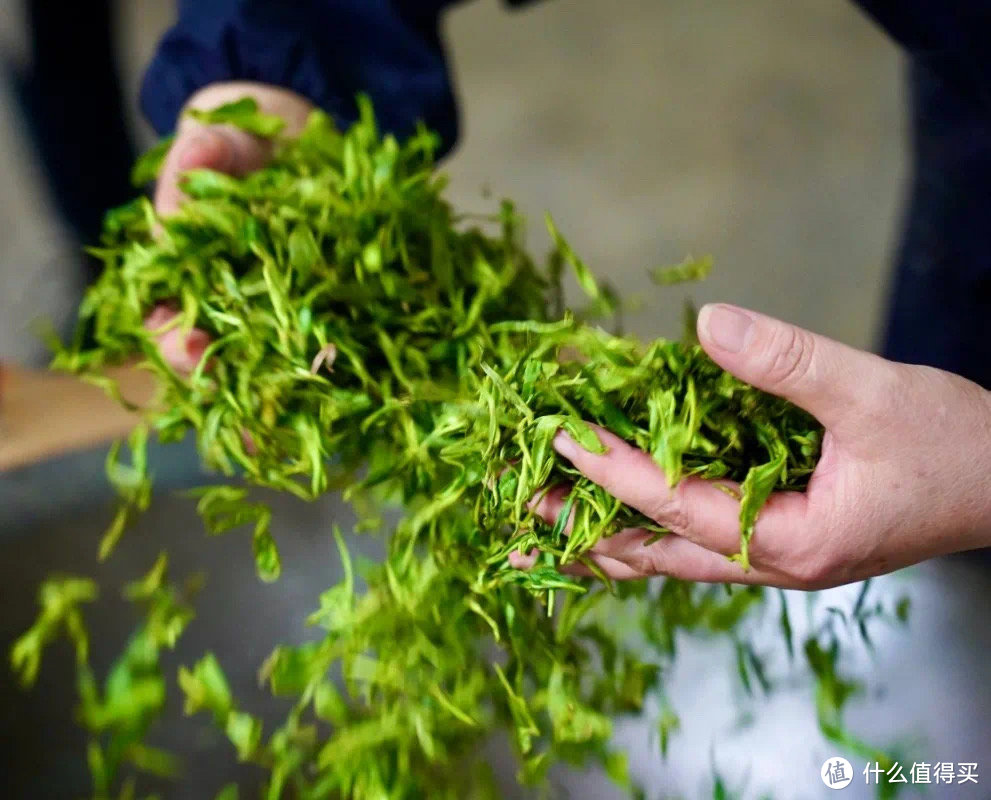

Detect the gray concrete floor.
xmin=1 ymin=1 xmax=989 ymax=798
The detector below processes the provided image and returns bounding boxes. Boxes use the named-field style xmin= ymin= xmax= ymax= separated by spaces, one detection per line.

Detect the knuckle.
xmin=764 ymin=324 xmax=816 ymax=391
xmin=643 ymin=490 xmax=690 ymax=535
xmin=641 ymin=536 xmax=677 ymax=577
xmin=790 ymin=536 xmax=847 ymax=589
xmin=793 ymin=557 xmax=830 ymax=588
xmin=744 ymin=530 xmax=776 ymax=565
xmin=630 ymin=547 xmax=661 ymax=576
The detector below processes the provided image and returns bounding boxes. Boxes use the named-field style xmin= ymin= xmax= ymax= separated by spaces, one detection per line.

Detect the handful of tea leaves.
xmin=65 ymin=98 xmax=821 ymax=575
xmin=14 ymin=98 xmax=901 ymax=800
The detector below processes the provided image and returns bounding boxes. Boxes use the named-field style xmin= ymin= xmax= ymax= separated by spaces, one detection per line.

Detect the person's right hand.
xmin=513 ymin=305 xmax=991 ymax=590
xmin=145 ymin=81 xmax=314 ymax=373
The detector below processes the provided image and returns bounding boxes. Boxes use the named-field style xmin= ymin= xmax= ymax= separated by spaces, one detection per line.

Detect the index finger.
xmin=552 ymin=423 xmax=748 ymax=557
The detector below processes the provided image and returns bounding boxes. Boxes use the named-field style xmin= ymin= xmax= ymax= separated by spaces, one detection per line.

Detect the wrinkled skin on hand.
xmin=515 ymin=304 xmax=991 ymax=590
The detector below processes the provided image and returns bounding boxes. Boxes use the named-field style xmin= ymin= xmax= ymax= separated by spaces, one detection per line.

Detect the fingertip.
xmin=552 ymin=430 xmax=581 ymax=461
xmin=552 ymin=424 xmax=616 ymax=463
xmin=696 ymin=303 xmax=755 ymax=357
xmin=154 ymin=325 xmax=212 ymax=375
xmin=143 ymin=304 xmax=175 ymax=330
xmin=696 ymin=303 xmax=714 ymax=350
xmin=177 ymin=129 xmax=235 ymax=172
xmin=508 ymin=549 xmax=538 ymax=570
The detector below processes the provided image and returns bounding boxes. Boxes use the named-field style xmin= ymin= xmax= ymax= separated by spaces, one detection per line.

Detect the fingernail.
xmin=700 ymin=304 xmax=754 ymax=353
xmin=553 ymin=430 xmax=581 ymax=460
xmin=178 ymin=130 xmax=234 ymax=170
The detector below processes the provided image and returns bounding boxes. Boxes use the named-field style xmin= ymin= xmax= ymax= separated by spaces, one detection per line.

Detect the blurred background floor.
xmin=1 ymin=1 xmax=988 ymax=798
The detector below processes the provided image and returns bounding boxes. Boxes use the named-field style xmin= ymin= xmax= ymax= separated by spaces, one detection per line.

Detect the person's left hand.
xmin=512 ymin=304 xmax=991 ymax=590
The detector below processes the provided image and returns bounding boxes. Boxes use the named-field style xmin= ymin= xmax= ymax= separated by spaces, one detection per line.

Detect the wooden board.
xmin=0 ymin=363 xmax=156 ymax=472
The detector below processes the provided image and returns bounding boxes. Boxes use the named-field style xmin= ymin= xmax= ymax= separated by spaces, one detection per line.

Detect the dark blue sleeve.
xmin=852 ymin=1 xmax=991 ymax=108
xmin=851 ymin=1 xmax=991 ymax=387
xmin=140 ymin=1 xmax=466 ymax=156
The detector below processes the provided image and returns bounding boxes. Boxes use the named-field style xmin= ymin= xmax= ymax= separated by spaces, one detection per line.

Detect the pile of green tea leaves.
xmin=11 ymin=98 xmax=907 ymax=799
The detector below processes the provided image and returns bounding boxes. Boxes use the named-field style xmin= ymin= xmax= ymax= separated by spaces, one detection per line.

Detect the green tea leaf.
xmin=186 ymin=98 xmax=285 ymax=138
xmin=215 ymin=785 xmax=239 ymax=800
xmin=178 ymin=653 xmax=233 ymax=720
xmin=734 ymin=438 xmax=789 ymax=570
xmin=130 ymin=136 xmax=175 ymax=186
xmin=650 ymin=254 xmax=714 ymax=286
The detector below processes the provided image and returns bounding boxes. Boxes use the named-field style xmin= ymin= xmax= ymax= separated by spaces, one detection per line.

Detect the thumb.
xmin=153 ymin=125 xmax=271 ymax=216
xmin=696 ymin=303 xmax=895 ymax=433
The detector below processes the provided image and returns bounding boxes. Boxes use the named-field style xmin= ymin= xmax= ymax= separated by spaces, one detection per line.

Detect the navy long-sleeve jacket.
xmin=140 ymin=1 xmax=991 ymax=386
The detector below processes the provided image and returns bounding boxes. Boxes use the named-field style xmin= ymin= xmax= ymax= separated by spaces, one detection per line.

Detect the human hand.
xmin=146 ymin=82 xmax=314 ymax=372
xmin=515 ymin=304 xmax=991 ymax=590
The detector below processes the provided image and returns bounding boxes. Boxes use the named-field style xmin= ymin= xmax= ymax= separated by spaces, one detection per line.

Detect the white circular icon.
xmin=821 ymin=757 xmax=854 ymax=789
